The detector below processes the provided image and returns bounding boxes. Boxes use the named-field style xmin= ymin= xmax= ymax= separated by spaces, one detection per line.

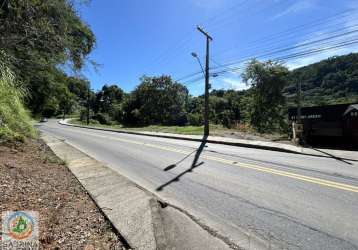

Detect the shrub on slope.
xmin=0 ymin=53 xmax=35 ymax=142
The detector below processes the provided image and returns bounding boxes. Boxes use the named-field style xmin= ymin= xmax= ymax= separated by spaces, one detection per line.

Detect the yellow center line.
xmin=68 ymin=128 xmax=358 ymax=193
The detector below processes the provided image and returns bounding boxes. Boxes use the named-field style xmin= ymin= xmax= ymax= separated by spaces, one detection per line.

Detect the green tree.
xmin=0 ymin=0 xmax=95 ymax=115
xmin=95 ymin=85 xmax=124 ymax=115
xmin=59 ymin=87 xmax=77 ymax=119
xmin=242 ymin=59 xmax=289 ymax=132
xmin=123 ymin=76 xmax=188 ymax=126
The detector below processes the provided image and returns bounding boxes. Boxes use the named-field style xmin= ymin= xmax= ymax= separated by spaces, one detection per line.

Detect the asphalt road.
xmin=39 ymin=120 xmax=358 ymax=250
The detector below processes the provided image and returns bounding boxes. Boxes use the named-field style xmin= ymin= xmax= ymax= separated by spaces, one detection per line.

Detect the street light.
xmin=191 ymin=52 xmax=198 ymax=58
xmin=191 ymin=52 xmax=205 ymax=78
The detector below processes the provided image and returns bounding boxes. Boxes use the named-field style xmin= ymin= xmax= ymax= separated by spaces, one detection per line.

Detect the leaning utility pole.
xmin=293 ymin=76 xmax=303 ymax=144
xmin=197 ymin=26 xmax=212 ymax=137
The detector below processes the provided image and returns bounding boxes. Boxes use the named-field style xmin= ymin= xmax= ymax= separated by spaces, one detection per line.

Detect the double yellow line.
xmin=204 ymin=155 xmax=358 ymax=193
xmin=68 ymin=128 xmax=358 ymax=193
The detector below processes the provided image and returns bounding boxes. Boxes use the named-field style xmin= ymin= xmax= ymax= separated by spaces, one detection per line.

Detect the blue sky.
xmin=76 ymin=0 xmax=358 ymax=95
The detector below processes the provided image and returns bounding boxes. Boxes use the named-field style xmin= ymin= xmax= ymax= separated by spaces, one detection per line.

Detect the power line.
xmin=147 ymin=0 xmax=251 ymax=73
xmin=211 ymin=38 xmax=358 ymax=77
xmin=152 ymin=0 xmax=273 ymax=73
xmin=177 ymin=26 xmax=358 ymax=82
xmin=217 ymin=16 xmax=358 ymax=62
xmin=176 ymin=8 xmax=358 ymax=82
xmin=198 ymin=0 xmax=250 ymax=28
xmin=214 ymin=8 xmax=358 ymax=58
xmin=202 ymin=0 xmax=291 ymax=35
xmin=214 ymin=28 xmax=358 ymax=70
xmin=182 ymin=36 xmax=358 ymax=86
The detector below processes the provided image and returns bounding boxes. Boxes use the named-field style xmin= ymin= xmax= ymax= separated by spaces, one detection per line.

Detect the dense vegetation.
xmin=0 ymin=53 xmax=35 ymax=142
xmin=80 ymin=60 xmax=290 ymax=133
xmin=0 ymin=0 xmax=94 ymax=117
xmin=285 ymin=53 xmax=358 ymax=106
xmin=81 ymin=54 xmax=358 ymax=134
xmin=242 ymin=60 xmax=289 ymax=132
xmin=0 ymin=0 xmax=94 ymax=140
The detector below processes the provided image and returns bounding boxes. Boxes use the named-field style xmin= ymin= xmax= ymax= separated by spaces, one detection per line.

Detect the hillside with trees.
xmin=285 ymin=53 xmax=358 ymax=106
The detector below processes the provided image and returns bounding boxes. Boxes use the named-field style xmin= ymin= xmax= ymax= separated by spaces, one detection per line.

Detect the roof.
xmin=288 ymin=103 xmax=352 ymax=121
xmin=343 ymin=104 xmax=358 ymax=116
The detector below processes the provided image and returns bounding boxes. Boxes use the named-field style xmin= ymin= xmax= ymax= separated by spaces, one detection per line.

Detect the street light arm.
xmin=196 ymin=57 xmax=206 ymax=78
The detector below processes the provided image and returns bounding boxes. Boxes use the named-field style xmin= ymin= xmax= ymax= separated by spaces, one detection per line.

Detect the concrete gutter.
xmin=59 ymin=119 xmax=358 ymax=162
xmin=41 ymin=133 xmax=233 ymax=250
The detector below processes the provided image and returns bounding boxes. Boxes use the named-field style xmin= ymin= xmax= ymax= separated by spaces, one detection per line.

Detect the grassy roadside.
xmin=69 ymin=118 xmax=289 ymax=142
xmin=70 ymin=118 xmax=231 ymax=135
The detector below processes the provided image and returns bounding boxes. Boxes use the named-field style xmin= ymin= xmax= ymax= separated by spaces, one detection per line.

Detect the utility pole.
xmin=197 ymin=26 xmax=212 ymax=137
xmin=297 ymin=77 xmax=302 ymax=124
xmin=293 ymin=76 xmax=303 ymax=144
xmin=87 ymin=87 xmax=90 ymax=125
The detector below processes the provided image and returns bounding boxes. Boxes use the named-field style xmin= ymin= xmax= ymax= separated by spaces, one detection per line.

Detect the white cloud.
xmin=271 ymin=0 xmax=314 ymax=20
xmin=219 ymin=77 xmax=248 ymax=91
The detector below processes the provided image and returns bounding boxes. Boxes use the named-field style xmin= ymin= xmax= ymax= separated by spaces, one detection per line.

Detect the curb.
xmin=58 ymin=120 xmax=358 ymax=162
xmin=41 ymin=133 xmax=164 ymax=250
xmin=58 ymin=120 xmax=298 ymax=154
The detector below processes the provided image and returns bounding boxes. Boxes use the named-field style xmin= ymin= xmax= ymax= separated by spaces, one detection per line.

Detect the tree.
xmin=242 ymin=59 xmax=289 ymax=132
xmin=94 ymin=85 xmax=124 ymax=115
xmin=208 ymin=90 xmax=242 ymax=128
xmin=59 ymin=87 xmax=77 ymax=119
xmin=123 ymin=76 xmax=188 ymax=126
xmin=0 ymin=0 xmax=95 ymax=115
xmin=67 ymin=76 xmax=90 ymax=102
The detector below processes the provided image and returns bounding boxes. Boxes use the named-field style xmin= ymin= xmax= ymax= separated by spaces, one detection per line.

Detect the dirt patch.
xmin=212 ymin=130 xmax=293 ymax=145
xmin=0 ymin=139 xmax=126 ymax=249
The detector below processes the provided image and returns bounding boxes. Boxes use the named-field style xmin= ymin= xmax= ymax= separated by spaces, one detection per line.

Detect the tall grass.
xmin=0 ymin=53 xmax=35 ymax=142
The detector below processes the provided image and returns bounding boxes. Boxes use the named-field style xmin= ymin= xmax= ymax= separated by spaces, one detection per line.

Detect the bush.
xmin=0 ymin=53 xmax=35 ymax=142
xmin=93 ymin=113 xmax=112 ymax=125
xmin=80 ymin=109 xmax=88 ymax=122
xmin=187 ymin=113 xmax=203 ymax=126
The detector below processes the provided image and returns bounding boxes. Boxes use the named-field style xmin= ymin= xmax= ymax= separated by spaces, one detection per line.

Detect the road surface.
xmin=39 ymin=120 xmax=358 ymax=250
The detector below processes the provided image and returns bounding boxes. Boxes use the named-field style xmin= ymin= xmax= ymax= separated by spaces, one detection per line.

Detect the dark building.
xmin=288 ymin=103 xmax=358 ymax=147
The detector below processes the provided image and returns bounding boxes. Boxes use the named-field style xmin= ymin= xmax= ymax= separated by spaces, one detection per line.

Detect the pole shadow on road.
xmin=302 ymin=139 xmax=353 ymax=165
xmin=310 ymin=147 xmax=352 ymax=165
xmin=156 ymin=135 xmax=208 ymax=191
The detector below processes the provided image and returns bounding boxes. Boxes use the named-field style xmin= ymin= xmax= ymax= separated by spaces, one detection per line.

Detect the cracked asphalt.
xmin=39 ymin=120 xmax=358 ymax=250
